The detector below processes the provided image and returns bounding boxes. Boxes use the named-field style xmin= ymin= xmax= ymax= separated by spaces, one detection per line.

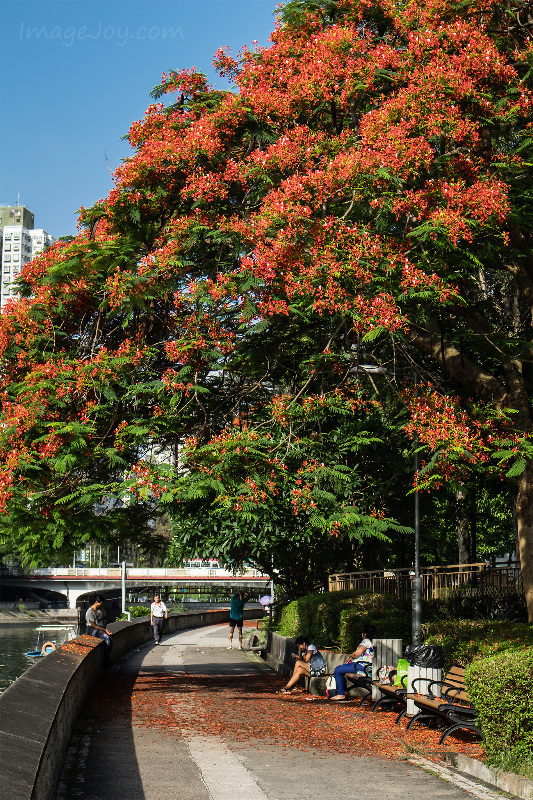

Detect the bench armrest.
xmin=425 ymin=679 xmax=463 ymax=699
xmin=437 ymin=703 xmax=477 ymax=719
xmin=443 ymin=685 xmax=468 ymax=702
xmin=411 ymin=676 xmax=452 ymax=696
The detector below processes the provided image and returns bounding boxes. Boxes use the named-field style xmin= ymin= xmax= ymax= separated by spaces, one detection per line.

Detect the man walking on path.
xmin=228 ymin=589 xmax=250 ymax=649
xmin=150 ymin=594 xmax=168 ymax=645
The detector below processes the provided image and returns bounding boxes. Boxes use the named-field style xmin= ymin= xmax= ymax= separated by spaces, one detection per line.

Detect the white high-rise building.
xmin=0 ymin=206 xmax=55 ymax=308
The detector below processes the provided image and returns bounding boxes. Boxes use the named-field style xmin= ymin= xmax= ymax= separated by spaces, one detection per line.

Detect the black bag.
xmin=309 ymin=649 xmax=326 ymax=676
xmin=404 ymin=645 xmax=443 ymax=668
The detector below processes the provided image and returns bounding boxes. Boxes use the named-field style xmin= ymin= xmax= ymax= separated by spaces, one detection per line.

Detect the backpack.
xmin=309 ymin=649 xmax=326 ymax=676
xmin=377 ymin=665 xmax=397 ymax=685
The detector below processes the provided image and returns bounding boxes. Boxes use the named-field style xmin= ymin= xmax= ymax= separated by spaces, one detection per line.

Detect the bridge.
xmin=0 ymin=566 xmax=272 ymax=609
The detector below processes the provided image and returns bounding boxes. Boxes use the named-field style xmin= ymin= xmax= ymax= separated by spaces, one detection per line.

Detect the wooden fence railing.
xmin=328 ymin=562 xmax=523 ymax=600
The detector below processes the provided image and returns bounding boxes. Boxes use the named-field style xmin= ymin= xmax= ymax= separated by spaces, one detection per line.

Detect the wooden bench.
xmin=371 ymin=673 xmax=409 ymax=720
xmin=405 ymin=665 xmax=481 ymax=744
xmin=306 ymin=639 xmax=402 ymax=701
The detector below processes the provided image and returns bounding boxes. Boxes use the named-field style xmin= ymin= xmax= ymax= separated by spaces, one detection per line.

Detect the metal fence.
xmin=328 ymin=562 xmax=523 ymax=600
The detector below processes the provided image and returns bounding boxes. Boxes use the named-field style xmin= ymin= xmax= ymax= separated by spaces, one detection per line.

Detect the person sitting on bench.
xmin=330 ymin=624 xmax=376 ymax=701
xmin=277 ymin=635 xmax=321 ymax=693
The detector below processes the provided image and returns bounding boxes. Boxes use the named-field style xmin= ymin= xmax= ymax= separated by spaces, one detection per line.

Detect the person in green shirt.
xmin=228 ymin=590 xmax=250 ymax=649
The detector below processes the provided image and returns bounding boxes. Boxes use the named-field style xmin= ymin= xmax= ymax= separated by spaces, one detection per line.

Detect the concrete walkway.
xmin=55 ymin=624 xmax=507 ymax=800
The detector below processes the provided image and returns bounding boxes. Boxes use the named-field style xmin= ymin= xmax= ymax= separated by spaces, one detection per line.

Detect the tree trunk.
xmin=456 ymin=487 xmax=470 ymax=565
xmin=515 ymin=460 xmax=533 ymax=623
xmin=470 ymin=491 xmax=477 ymax=564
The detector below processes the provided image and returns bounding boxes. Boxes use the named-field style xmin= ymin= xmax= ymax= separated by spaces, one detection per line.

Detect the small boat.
xmin=24 ymin=641 xmax=56 ymax=659
xmin=24 ymin=623 xmax=76 ymax=659
xmin=35 ymin=624 xmax=76 ymax=632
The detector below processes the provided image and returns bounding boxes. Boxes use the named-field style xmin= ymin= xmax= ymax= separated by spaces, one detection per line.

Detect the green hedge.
xmin=466 ymin=648 xmax=533 ymax=780
xmin=422 ymin=620 xmax=533 ymax=670
xmin=423 ymin=586 xmax=528 ymax=624
xmin=277 ymin=591 xmax=411 ymax=649
xmin=277 ymin=593 xmax=532 ymax=655
xmin=338 ymin=607 xmax=412 ymax=651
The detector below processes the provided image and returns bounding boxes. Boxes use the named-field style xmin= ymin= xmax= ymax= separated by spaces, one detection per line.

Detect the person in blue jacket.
xmin=228 ymin=590 xmax=250 ymax=649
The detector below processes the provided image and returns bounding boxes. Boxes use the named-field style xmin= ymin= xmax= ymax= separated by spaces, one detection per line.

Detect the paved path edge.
xmin=442 ymin=753 xmax=533 ymax=800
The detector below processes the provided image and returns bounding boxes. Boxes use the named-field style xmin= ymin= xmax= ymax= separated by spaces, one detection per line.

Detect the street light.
xmin=350 ymin=364 xmax=421 ymax=644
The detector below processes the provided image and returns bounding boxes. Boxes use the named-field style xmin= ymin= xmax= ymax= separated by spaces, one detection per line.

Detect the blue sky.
xmin=0 ymin=1 xmax=277 ymax=238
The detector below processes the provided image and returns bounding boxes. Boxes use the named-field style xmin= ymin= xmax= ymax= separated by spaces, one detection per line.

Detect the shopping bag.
xmin=393 ymin=658 xmax=409 ymax=687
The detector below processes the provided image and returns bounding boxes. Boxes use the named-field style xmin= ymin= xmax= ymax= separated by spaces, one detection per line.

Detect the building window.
xmin=4 ymin=245 xmax=10 ymax=252
xmin=14 ymin=234 xmax=20 ymax=240
xmin=4 ymin=233 xmax=11 ymax=240
xmin=4 ymin=255 xmax=10 ymax=262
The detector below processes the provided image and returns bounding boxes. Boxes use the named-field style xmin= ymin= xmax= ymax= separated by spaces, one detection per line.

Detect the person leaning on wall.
xmin=85 ymin=594 xmax=113 ymax=664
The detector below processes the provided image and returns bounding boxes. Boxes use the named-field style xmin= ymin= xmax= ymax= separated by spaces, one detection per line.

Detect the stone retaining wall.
xmin=0 ymin=607 xmax=259 ymax=800
xmin=263 ymin=630 xmax=297 ymax=679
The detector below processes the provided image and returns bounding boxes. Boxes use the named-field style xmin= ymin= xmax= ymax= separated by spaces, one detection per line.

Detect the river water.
xmin=0 ymin=624 xmax=75 ymax=694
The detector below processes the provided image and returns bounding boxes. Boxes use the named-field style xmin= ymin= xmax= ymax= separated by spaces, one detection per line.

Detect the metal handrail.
xmin=329 ymin=561 xmax=522 ymax=599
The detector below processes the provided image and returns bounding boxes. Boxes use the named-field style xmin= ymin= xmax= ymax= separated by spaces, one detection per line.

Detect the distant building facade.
xmin=0 ymin=206 xmax=55 ymax=308
xmin=0 ymin=206 xmax=34 ymax=231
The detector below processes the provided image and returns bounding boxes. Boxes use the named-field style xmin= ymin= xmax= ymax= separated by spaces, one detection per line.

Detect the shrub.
xmin=277 ymin=591 xmax=411 ymax=649
xmin=277 ymin=590 xmax=362 ymax=644
xmin=422 ymin=620 xmax=533 ymax=670
xmin=276 ymin=596 xmax=301 ymax=637
xmin=117 ymin=605 xmax=151 ymax=620
xmin=167 ymin=603 xmax=189 ymax=613
xmin=278 ymin=590 xmax=533 ymax=659
xmin=429 ymin=586 xmax=528 ymax=623
xmin=338 ymin=608 xmax=411 ymax=651
xmin=466 ymin=648 xmax=533 ymax=780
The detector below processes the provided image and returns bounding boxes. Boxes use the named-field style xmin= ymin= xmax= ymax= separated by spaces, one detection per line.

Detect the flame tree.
xmin=0 ymin=0 xmax=532 ymax=609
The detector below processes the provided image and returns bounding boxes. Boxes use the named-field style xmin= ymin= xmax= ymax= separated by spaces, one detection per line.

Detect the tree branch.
xmin=407 ymin=322 xmax=509 ymax=406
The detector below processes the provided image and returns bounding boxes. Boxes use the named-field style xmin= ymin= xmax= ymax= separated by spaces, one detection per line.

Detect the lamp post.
xmin=121 ymin=560 xmax=131 ymax=621
xmin=351 ymin=364 xmax=421 ymax=644
xmin=411 ymin=373 xmax=422 ymax=644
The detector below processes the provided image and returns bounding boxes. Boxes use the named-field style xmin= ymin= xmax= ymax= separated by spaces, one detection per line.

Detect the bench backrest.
xmin=443 ymin=665 xmax=466 ymax=690
xmin=372 ymin=639 xmax=403 ymax=699
xmin=320 ymin=639 xmax=403 ymax=678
